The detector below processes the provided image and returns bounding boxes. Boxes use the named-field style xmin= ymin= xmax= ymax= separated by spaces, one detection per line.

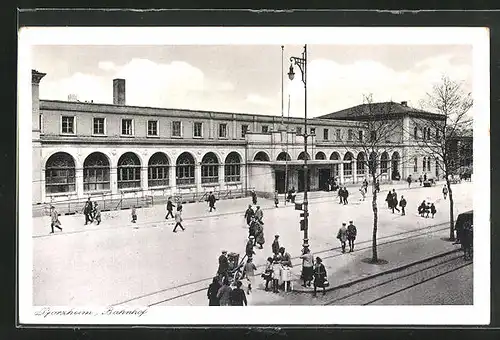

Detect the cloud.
xmin=98 ymin=61 xmax=116 ymax=71
xmin=246 ymin=93 xmax=274 ymax=106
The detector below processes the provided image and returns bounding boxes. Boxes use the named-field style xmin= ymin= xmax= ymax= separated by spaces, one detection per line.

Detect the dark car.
xmin=454 ymin=210 xmax=473 ymax=240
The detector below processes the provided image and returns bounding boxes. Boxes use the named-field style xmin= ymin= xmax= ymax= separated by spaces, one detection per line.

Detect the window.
xmin=84 ymin=152 xmax=110 ymax=191
xmin=225 ymin=152 xmax=241 ymax=182
xmin=435 ymin=158 xmax=439 ymax=177
xmin=176 ymin=152 xmax=195 ymax=185
xmin=117 ymin=152 xmax=141 ymax=189
xmin=219 ymin=123 xmax=227 ymax=138
xmin=348 ymin=129 xmax=353 ymax=141
xmin=92 ymin=118 xmax=105 ymax=135
xmin=427 ymin=158 xmax=431 ymax=172
xmin=343 ymin=153 xmax=353 ymax=176
xmin=427 ymin=127 xmax=431 ymax=140
xmin=414 ymin=126 xmax=418 ymax=139
xmin=310 ymin=128 xmax=316 ymax=135
xmin=147 ymin=120 xmax=158 ymax=136
xmin=121 ymin=119 xmax=133 ymax=136
xmin=241 ymin=124 xmax=248 ymax=138
xmin=422 ymin=157 xmax=426 ymax=172
xmin=436 ymin=128 xmax=440 ymax=140
xmin=172 ymin=121 xmax=182 ymax=137
xmin=194 ymin=122 xmax=203 ymax=138
xmin=414 ymin=157 xmax=418 ymax=173
xmin=61 ymin=116 xmax=75 ymax=134
xmin=370 ymin=131 xmax=376 ymax=142
xmin=262 ymin=125 xmax=269 ymax=133
xmin=323 ymin=129 xmax=329 ymax=140
xmin=381 ymin=153 xmax=389 ymax=173
xmin=148 ymin=152 xmax=169 ymax=187
xmin=201 ymin=153 xmax=219 ymax=184
xmin=358 ymin=130 xmax=364 ymax=142
xmin=357 ymin=153 xmax=366 ymax=175
xmin=45 ymin=152 xmax=76 ymax=194
xmin=296 ymin=127 xmax=302 ymax=135
xmin=336 ymin=129 xmax=341 ymax=141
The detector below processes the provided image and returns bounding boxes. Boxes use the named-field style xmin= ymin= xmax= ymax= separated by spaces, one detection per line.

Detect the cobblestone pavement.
xmin=32 ymin=180 xmax=473 ymax=306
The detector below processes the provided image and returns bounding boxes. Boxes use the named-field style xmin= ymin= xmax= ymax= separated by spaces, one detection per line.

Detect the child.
xmin=272 ymin=258 xmax=281 ymax=293
xmin=262 ymin=257 xmax=273 ymax=291
xmin=131 ymin=206 xmax=137 ymax=223
xmin=281 ymin=263 xmax=292 ymax=292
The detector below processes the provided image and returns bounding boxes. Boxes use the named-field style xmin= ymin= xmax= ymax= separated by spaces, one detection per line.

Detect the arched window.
xmin=315 ymin=152 xmax=326 ymax=160
xmin=422 ymin=157 xmax=427 ymax=172
xmin=277 ymin=152 xmax=291 ymax=161
xmin=225 ymin=152 xmax=241 ymax=182
xmin=148 ymin=152 xmax=169 ymax=188
xmin=414 ymin=127 xmax=418 ymax=139
xmin=83 ymin=152 xmax=110 ymax=192
xmin=254 ymin=151 xmax=270 ymax=161
xmin=380 ymin=152 xmax=389 ymax=174
xmin=45 ymin=152 xmax=76 ymax=194
xmin=201 ymin=152 xmax=219 ymax=184
xmin=356 ymin=153 xmax=366 ymax=175
xmin=298 ymin=152 xmax=310 ymax=160
xmin=330 ymin=152 xmax=340 ymax=177
xmin=413 ymin=157 xmax=418 ymax=173
xmin=117 ymin=152 xmax=141 ymax=189
xmin=176 ymin=152 xmax=195 ymax=185
xmin=427 ymin=128 xmax=432 ymax=140
xmin=330 ymin=152 xmax=340 ymax=161
xmin=343 ymin=152 xmax=353 ymax=176
xmin=427 ymin=157 xmax=431 ymax=172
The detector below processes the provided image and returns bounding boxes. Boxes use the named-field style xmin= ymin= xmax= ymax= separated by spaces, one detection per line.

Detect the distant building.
xmin=31 ymin=69 xmax=452 ymax=205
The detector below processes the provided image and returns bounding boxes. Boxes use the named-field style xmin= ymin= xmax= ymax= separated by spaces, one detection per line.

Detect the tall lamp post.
xmin=288 ymin=44 xmax=309 ymax=249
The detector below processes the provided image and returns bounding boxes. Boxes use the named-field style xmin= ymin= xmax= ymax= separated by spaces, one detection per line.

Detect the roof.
xmin=317 ymin=102 xmax=445 ymax=121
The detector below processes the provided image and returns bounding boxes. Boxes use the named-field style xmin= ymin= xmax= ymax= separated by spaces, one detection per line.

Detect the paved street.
xmin=32 ymin=180 xmax=473 ymax=306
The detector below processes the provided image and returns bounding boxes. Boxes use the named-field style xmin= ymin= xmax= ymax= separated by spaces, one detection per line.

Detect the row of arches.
xmin=45 ymin=151 xmax=242 ymax=194
xmin=255 ymin=150 xmax=400 ymax=165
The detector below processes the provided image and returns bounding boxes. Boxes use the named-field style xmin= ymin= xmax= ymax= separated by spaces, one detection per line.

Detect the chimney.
xmin=113 ymin=78 xmax=126 ymax=105
xmin=400 ymin=101 xmax=408 ymax=107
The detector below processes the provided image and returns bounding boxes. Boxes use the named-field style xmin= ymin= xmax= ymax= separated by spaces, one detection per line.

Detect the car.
xmin=454 ymin=210 xmax=473 ymax=237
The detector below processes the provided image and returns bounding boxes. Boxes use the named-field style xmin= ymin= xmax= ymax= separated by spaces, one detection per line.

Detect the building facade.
xmin=31 ymin=70 xmax=446 ymax=205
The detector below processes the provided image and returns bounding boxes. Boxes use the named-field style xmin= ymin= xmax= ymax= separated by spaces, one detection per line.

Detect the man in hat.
xmin=399 ymin=195 xmax=407 ymax=216
xmin=246 ymin=236 xmax=256 ymax=258
xmin=347 ymin=221 xmax=357 ymax=252
xmin=207 ymin=191 xmax=217 ymax=212
xmin=49 ymin=205 xmax=63 ymax=234
xmin=244 ymin=204 xmax=254 ymax=226
xmin=254 ymin=206 xmax=264 ymax=224
xmin=217 ymin=250 xmax=229 ymax=281
xmin=83 ymin=197 xmax=93 ymax=225
xmin=272 ymin=235 xmax=280 ymax=256
xmin=337 ymin=222 xmax=348 ymax=253
xmin=165 ymin=196 xmax=175 ymax=219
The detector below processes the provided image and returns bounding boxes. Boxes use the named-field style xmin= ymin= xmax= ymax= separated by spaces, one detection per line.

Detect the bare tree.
xmin=410 ymin=75 xmax=473 ymax=241
xmin=342 ymin=94 xmax=405 ymax=263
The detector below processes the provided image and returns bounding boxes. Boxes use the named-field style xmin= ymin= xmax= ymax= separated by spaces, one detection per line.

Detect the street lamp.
xmin=288 ymin=44 xmax=309 ymax=249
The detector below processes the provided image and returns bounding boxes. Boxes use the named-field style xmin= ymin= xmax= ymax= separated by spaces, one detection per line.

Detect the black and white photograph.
xmin=18 ymin=27 xmax=490 ymax=325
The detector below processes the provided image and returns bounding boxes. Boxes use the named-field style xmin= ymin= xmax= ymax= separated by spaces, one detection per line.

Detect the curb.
xmin=293 ymin=248 xmax=461 ymax=294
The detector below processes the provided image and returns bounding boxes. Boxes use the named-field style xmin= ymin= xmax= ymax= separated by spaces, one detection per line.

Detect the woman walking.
xmin=207 ymin=277 xmax=221 ymax=306
xmin=217 ymin=278 xmax=232 ymax=306
xmin=229 ymin=281 xmax=248 ymax=306
xmin=313 ymin=257 xmax=328 ymax=297
xmin=299 ymin=247 xmax=314 ymax=287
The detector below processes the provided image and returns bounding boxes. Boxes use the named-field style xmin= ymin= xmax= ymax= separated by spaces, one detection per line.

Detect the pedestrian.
xmin=246 ymin=236 xmax=256 ymax=258
xmin=347 ymin=221 xmax=357 ymax=252
xmin=173 ymin=207 xmax=185 ymax=232
xmin=289 ymin=187 xmax=296 ymax=203
xmin=313 ymin=257 xmax=328 ymax=297
xmin=274 ymin=190 xmax=279 ymax=208
xmin=391 ymin=189 xmax=400 ymax=213
xmin=251 ymin=190 xmax=258 ymax=205
xmin=386 ymin=191 xmax=393 ymax=209
xmin=299 ymin=246 xmax=314 ymax=287
xmin=217 ymin=250 xmax=229 ymax=281
xmin=244 ymin=204 xmax=254 ymax=226
xmin=207 ymin=191 xmax=217 ymax=212
xmin=425 ymin=202 xmax=432 ymax=218
xmin=272 ymin=235 xmax=280 ymax=256
xmin=272 ymin=258 xmax=281 ymax=293
xmin=255 ymin=221 xmax=265 ymax=249
xmin=363 ymin=179 xmax=368 ymax=191
xmin=230 ymin=281 xmax=248 ymax=306
xmin=423 ymin=173 xmax=427 ymax=182
xmin=165 ymin=197 xmax=175 ymax=219
xmin=216 ymin=278 xmax=232 ymax=306
xmin=279 ymin=247 xmax=292 ymax=267
xmin=176 ymin=197 xmax=183 ymax=212
xmin=83 ymin=197 xmax=93 ymax=225
xmin=418 ymin=200 xmax=427 ymax=217
xmin=359 ymin=186 xmax=366 ymax=201
xmin=93 ymin=202 xmax=101 ymax=225
xmin=262 ymin=257 xmax=274 ymax=291
xmin=430 ymin=203 xmax=437 ymax=218
xmin=207 ymin=277 xmax=221 ymax=306
xmin=254 ymin=206 xmax=264 ymax=224
xmin=399 ymin=195 xmax=407 ymax=216
xmin=131 ymin=206 xmax=137 ymax=223
xmin=343 ymin=187 xmax=349 ymax=205
xmin=242 ymin=258 xmax=257 ymax=294
xmin=407 ymin=175 xmax=412 ymax=188
xmin=49 ymin=205 xmax=63 ymax=234
xmin=248 ymin=218 xmax=257 ymax=241
xmin=442 ymin=185 xmax=448 ymax=199
xmin=337 ymin=222 xmax=348 ymax=253
xmin=338 ymin=187 xmax=344 ymax=204
xmin=419 ymin=176 xmax=423 ymax=186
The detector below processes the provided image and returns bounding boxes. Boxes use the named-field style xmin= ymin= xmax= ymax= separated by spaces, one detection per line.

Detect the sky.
xmin=32 ymin=44 xmax=473 ymax=118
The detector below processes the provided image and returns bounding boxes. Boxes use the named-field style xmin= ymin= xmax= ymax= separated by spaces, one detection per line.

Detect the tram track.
xmin=111 ymin=222 xmax=452 ymax=307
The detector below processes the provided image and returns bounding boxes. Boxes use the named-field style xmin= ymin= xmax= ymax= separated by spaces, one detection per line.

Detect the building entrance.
xmin=297 ymin=169 xmax=311 ymax=193
xmin=275 ymin=170 xmax=286 ymax=194
xmin=318 ymin=168 xmax=331 ymax=191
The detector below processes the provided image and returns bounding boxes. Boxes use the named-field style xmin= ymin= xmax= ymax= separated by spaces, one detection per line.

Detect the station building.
xmin=31 ymin=69 xmax=446 ymax=206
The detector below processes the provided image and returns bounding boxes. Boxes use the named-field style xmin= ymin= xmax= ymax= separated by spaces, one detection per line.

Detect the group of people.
xmin=299 ymin=247 xmax=328 ymax=296
xmin=418 ymin=200 xmax=437 ymax=218
xmin=385 ymin=189 xmax=407 ymax=215
xmin=207 ymin=276 xmax=248 ymax=306
xmin=83 ymin=197 xmax=102 ymax=226
xmin=164 ymin=196 xmax=185 ymax=232
xmin=337 ymin=187 xmax=350 ymax=205
xmin=245 ymin=205 xmax=266 ymax=249
xmin=336 ymin=221 xmax=358 ymax=253
xmin=261 ymin=237 xmax=293 ymax=293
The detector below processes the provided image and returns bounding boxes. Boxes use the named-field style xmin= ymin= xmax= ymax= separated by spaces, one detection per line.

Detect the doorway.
xmin=318 ymin=168 xmax=331 ymax=191
xmin=275 ymin=170 xmax=286 ymax=194
xmin=297 ymin=169 xmax=311 ymax=192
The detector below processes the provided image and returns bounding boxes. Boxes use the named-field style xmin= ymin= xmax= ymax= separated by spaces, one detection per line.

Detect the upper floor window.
xmin=358 ymin=130 xmax=364 ymax=142
xmin=147 ymin=120 xmax=158 ymax=136
xmin=414 ymin=126 xmax=418 ymax=139
xmin=435 ymin=128 xmax=440 ymax=140
xmin=310 ymin=128 xmax=316 ymax=135
xmin=413 ymin=157 xmax=418 ymax=172
xmin=241 ymin=124 xmax=248 ymax=138
xmin=262 ymin=125 xmax=269 ymax=133
xmin=61 ymin=116 xmax=75 ymax=134
xmin=336 ymin=129 xmax=341 ymax=141
xmin=121 ymin=119 xmax=133 ymax=136
xmin=348 ymin=129 xmax=353 ymax=141
xmin=323 ymin=128 xmax=329 ymax=140
xmin=93 ymin=118 xmax=105 ymax=135
xmin=427 ymin=127 xmax=431 ymax=140
xmin=219 ymin=123 xmax=227 ymax=138
xmin=296 ymin=127 xmax=302 ymax=135
xmin=194 ymin=122 xmax=203 ymax=138
xmin=172 ymin=121 xmax=182 ymax=137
